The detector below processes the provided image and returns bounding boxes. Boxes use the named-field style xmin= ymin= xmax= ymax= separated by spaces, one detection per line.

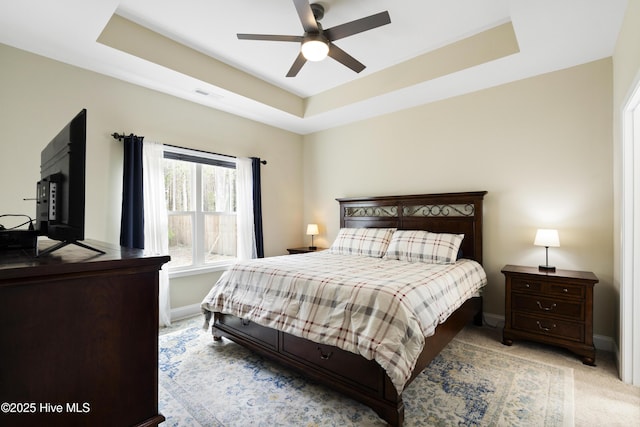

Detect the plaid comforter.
xmin=201 ymin=252 xmax=487 ymax=392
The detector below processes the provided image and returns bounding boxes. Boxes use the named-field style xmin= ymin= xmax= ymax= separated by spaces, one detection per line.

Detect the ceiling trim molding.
xmin=97 ymin=14 xmax=304 ymax=117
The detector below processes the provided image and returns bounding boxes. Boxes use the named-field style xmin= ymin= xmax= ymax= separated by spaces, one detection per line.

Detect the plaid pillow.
xmin=328 ymin=228 xmax=396 ymax=258
xmin=384 ymin=230 xmax=464 ymax=264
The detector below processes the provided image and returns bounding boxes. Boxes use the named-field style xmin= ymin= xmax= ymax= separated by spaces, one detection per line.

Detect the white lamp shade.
xmin=306 ymin=224 xmax=319 ymax=236
xmin=301 ymin=40 xmax=329 ymax=61
xmin=534 ymin=229 xmax=560 ymax=247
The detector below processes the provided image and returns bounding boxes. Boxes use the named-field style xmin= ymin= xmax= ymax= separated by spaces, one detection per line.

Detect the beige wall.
xmin=1 ymin=23 xmax=626 ymax=339
xmin=612 ymin=0 xmax=640 ymax=346
xmin=303 ymin=59 xmax=615 ymax=337
xmin=0 ymin=43 xmax=304 ymax=310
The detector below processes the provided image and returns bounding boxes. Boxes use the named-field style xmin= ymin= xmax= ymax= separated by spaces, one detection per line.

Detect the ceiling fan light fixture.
xmin=301 ymin=37 xmax=329 ymax=61
xmin=237 ymin=0 xmax=391 ymax=76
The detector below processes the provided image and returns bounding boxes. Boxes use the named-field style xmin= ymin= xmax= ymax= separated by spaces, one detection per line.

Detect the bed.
xmin=202 ymin=191 xmax=487 ymax=426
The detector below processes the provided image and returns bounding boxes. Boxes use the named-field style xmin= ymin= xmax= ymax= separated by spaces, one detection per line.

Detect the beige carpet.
xmin=456 ymin=324 xmax=640 ymax=427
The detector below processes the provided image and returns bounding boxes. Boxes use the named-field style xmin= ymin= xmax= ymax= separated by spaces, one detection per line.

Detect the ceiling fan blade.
xmin=293 ymin=0 xmax=318 ymax=33
xmin=324 ymin=11 xmax=391 ymax=41
xmin=328 ymin=44 xmax=365 ymax=73
xmin=286 ymin=52 xmax=307 ymax=77
xmin=237 ymin=34 xmax=303 ymax=42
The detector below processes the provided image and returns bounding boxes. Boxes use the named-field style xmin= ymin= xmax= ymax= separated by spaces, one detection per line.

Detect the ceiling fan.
xmin=237 ymin=0 xmax=391 ymax=77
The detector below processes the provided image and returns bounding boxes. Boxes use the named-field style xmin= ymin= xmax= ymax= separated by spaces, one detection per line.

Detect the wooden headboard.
xmin=337 ymin=191 xmax=487 ymax=264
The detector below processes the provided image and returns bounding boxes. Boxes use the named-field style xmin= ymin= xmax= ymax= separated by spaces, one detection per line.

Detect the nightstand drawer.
xmin=511 ymin=278 xmax=543 ymax=293
xmin=512 ymin=312 xmax=584 ymax=342
xmin=512 ymin=294 xmax=584 ymax=319
xmin=512 ymin=278 xmax=584 ymax=299
xmin=546 ymin=282 xmax=584 ymax=299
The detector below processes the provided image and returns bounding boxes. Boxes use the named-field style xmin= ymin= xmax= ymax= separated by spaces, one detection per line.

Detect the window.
xmin=163 ymin=146 xmax=237 ymax=273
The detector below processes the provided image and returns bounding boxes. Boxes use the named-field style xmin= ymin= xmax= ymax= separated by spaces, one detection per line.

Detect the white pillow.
xmin=384 ymin=230 xmax=464 ymax=264
xmin=328 ymin=228 xmax=396 ymax=258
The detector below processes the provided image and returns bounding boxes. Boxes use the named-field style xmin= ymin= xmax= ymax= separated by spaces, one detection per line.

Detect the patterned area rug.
xmin=158 ymin=322 xmax=574 ymax=426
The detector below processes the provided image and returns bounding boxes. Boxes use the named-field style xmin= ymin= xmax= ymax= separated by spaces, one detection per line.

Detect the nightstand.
xmin=286 ymin=247 xmax=326 ymax=254
xmin=501 ymin=264 xmax=598 ymax=365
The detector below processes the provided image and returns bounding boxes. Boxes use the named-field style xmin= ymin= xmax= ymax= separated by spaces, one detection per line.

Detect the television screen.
xmin=35 ymin=109 xmax=103 ymax=256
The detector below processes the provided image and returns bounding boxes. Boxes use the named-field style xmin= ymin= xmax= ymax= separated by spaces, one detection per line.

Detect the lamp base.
xmin=538 ymin=265 xmax=556 ymax=272
xmin=308 ymin=246 xmax=317 ymax=250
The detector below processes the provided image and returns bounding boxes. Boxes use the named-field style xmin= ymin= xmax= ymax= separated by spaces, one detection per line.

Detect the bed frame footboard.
xmin=210 ymin=296 xmax=482 ymax=426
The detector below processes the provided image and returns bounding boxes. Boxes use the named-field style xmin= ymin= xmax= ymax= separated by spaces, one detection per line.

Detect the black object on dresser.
xmin=0 ymin=240 xmax=169 ymax=426
xmin=501 ymin=264 xmax=598 ymax=365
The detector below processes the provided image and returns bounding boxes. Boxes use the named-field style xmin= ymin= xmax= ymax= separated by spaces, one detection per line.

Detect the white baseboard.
xmin=593 ymin=334 xmax=615 ymax=353
xmin=613 ymin=342 xmax=621 ymax=379
xmin=171 ymin=303 xmax=202 ymax=321
xmin=482 ymin=312 xmax=614 ymax=352
xmin=482 ymin=312 xmax=505 ymax=329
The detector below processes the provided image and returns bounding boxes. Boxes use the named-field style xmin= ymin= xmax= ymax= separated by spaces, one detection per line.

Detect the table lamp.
xmin=534 ymin=229 xmax=560 ymax=272
xmin=306 ymin=224 xmax=319 ymax=250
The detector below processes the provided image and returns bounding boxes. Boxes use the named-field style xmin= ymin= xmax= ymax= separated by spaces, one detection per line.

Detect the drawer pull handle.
xmin=525 ymin=283 xmax=531 ymax=288
xmin=562 ymin=288 xmax=569 ymax=293
xmin=241 ymin=319 xmax=251 ymax=326
xmin=536 ymin=321 xmax=556 ymax=332
xmin=317 ymin=347 xmax=333 ymax=360
xmin=536 ymin=301 xmax=557 ymax=311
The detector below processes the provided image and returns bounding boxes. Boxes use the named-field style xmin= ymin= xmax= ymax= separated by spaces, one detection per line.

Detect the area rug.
xmin=158 ymin=322 xmax=574 ymax=426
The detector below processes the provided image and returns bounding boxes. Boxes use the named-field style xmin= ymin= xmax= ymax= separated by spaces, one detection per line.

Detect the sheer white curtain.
xmin=236 ymin=157 xmax=257 ymax=260
xmin=143 ymin=141 xmax=171 ymax=326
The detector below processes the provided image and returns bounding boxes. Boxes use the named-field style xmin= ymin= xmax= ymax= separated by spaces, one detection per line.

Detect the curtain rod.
xmin=111 ymin=132 xmax=267 ymax=165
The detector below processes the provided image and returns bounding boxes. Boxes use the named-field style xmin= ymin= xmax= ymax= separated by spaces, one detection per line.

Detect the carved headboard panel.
xmin=337 ymin=191 xmax=487 ymax=264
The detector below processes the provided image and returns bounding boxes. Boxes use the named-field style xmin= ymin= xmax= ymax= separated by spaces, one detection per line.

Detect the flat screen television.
xmin=35 ymin=109 xmax=104 ymax=256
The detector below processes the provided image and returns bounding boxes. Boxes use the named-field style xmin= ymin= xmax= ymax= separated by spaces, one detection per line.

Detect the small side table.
xmin=286 ymin=247 xmax=326 ymax=254
xmin=502 ymin=264 xmax=598 ymax=365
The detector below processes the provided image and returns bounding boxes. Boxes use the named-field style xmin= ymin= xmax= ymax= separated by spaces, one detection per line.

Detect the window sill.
xmin=168 ymin=260 xmax=236 ymax=279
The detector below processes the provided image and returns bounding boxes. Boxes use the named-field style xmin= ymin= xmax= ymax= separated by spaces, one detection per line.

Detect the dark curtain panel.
xmin=120 ymin=134 xmax=145 ymax=249
xmin=251 ymin=157 xmax=264 ymax=258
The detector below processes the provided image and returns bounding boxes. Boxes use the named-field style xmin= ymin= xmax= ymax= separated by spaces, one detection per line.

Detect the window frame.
xmin=163 ymin=145 xmax=237 ymax=278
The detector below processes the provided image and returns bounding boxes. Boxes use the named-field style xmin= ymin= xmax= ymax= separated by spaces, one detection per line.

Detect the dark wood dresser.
xmin=501 ymin=264 xmax=598 ymax=365
xmin=0 ymin=240 xmax=169 ymax=426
